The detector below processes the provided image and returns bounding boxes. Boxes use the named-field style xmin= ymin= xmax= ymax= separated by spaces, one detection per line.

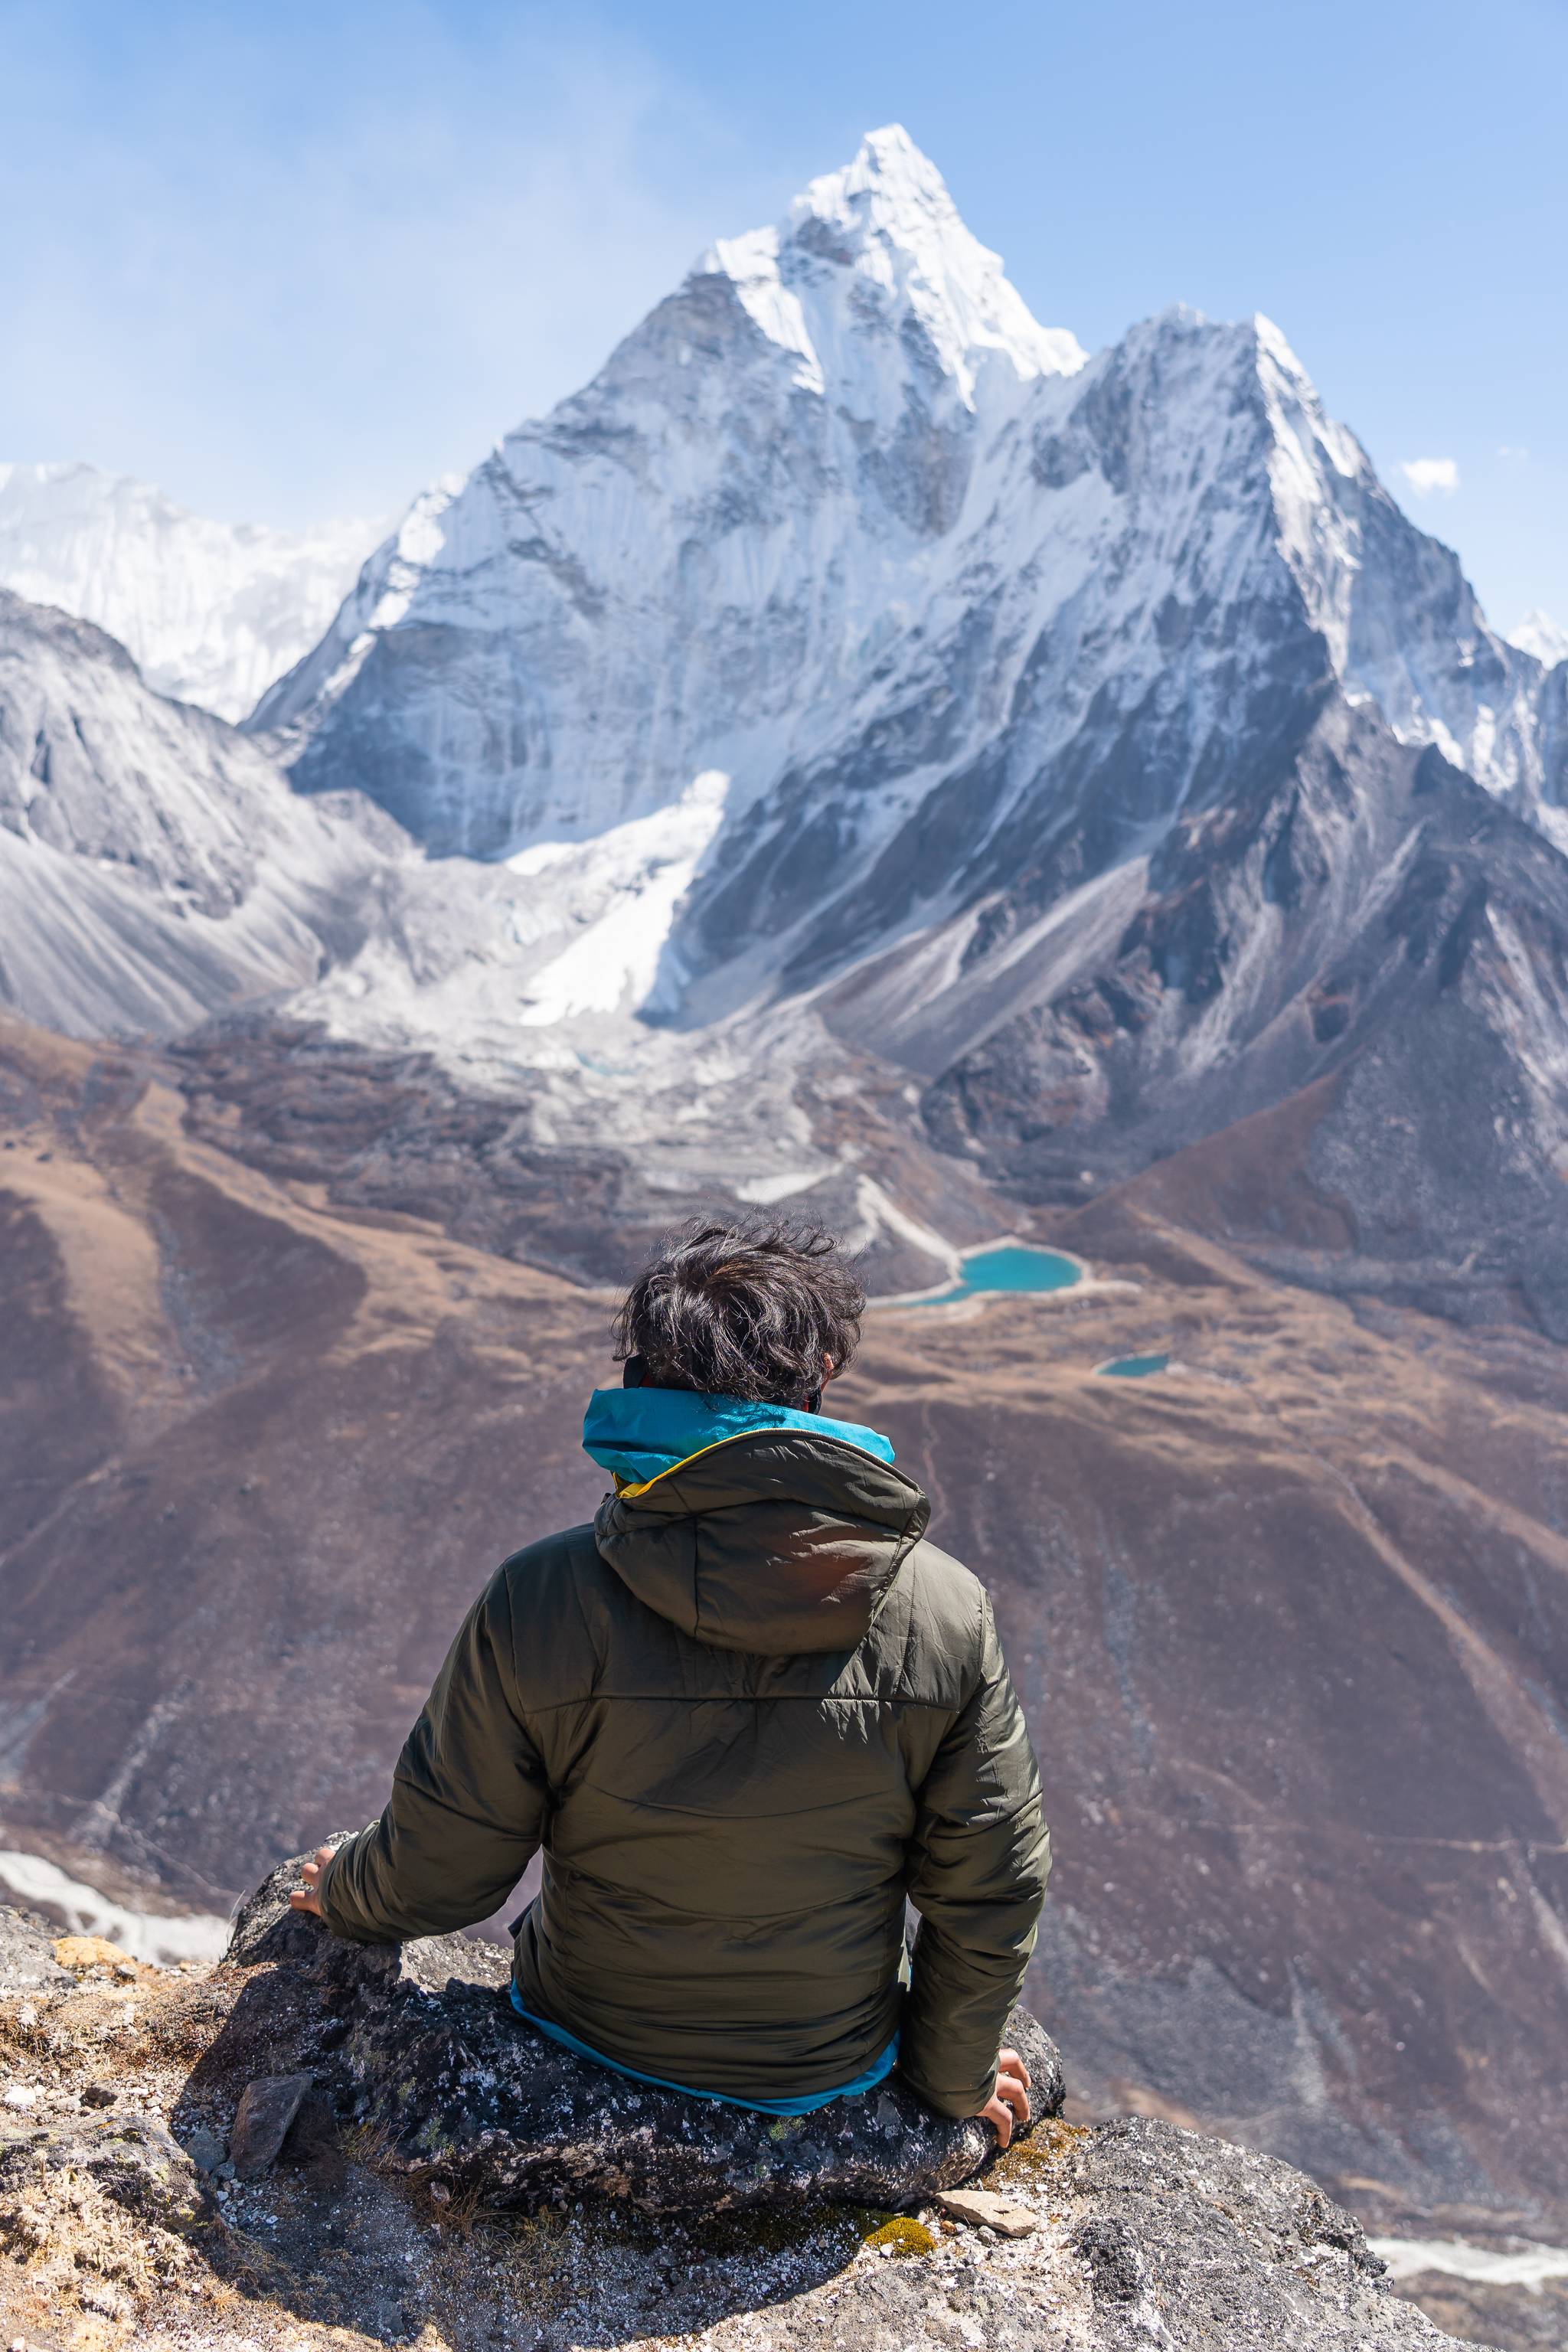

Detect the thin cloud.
xmin=0 ymin=2 xmax=777 ymax=529
xmin=1400 ymin=457 xmax=1459 ymax=497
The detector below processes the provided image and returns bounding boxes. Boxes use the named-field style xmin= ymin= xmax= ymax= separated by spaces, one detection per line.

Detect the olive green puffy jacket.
xmin=318 ymin=1427 xmax=1050 ymax=2116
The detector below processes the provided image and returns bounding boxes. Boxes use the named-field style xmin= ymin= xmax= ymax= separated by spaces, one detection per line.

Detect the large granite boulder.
xmin=207 ymin=1847 xmax=1064 ymax=2215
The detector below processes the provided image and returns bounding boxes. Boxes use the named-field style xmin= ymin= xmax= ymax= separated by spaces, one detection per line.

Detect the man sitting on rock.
xmin=292 ymin=1217 xmax=1049 ymax=2143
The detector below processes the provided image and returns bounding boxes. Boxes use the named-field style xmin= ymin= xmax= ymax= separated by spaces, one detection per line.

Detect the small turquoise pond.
xmin=1096 ymin=1352 xmax=1171 ymax=1378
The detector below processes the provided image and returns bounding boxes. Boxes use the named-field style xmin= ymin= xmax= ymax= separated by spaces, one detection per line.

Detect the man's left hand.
xmin=289 ymin=1844 xmax=336 ymax=1918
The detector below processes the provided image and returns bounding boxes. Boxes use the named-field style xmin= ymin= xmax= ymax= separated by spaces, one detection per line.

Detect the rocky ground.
xmin=0 ymin=1896 xmax=1475 ymax=2352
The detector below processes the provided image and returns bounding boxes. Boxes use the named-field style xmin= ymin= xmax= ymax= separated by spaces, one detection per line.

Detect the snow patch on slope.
xmin=0 ymin=1850 xmax=230 ymax=1967
xmin=514 ymin=770 xmax=730 ymax=1024
xmin=1370 ymin=2235 xmax=1568 ymax=2289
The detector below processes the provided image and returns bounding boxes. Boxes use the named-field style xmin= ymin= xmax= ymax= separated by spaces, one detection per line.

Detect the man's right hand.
xmin=289 ymin=1844 xmax=336 ymax=1919
xmin=976 ymin=2047 xmax=1031 ymax=2146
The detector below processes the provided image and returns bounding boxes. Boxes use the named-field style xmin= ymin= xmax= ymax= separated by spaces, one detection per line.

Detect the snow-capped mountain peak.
xmin=8 ymin=125 xmax=1568 ymax=1318
xmin=250 ymin=124 xmax=1559 ymax=1059
xmin=701 ymin=124 xmax=1085 ymax=409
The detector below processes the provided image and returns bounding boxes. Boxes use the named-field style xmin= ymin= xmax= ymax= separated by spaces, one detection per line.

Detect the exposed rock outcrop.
xmin=0 ymin=1887 xmax=1479 ymax=2348
xmin=0 ymin=1905 xmax=70 ymax=1997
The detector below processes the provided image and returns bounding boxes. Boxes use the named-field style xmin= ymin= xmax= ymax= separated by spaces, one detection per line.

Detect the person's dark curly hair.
xmin=612 ymin=1215 xmax=865 ymax=1406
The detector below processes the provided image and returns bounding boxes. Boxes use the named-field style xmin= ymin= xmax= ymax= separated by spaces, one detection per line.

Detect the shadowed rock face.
xmin=0 ymin=593 xmax=391 ymax=1042
xmin=0 ymin=1896 xmax=1472 ymax=2349
xmin=212 ymin=1851 xmax=1065 ymax=2216
xmin=911 ymin=708 xmax=1568 ymax=1341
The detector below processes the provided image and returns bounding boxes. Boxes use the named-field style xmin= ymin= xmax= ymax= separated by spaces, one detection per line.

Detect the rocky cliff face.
xmin=0 ymin=1887 xmax=1472 ymax=2351
xmin=912 ymin=713 xmax=1568 ymax=1334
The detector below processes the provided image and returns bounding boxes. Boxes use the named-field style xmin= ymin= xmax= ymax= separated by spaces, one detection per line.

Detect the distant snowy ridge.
xmin=1509 ymin=608 xmax=1568 ymax=669
xmin=0 ymin=461 xmax=387 ymax=720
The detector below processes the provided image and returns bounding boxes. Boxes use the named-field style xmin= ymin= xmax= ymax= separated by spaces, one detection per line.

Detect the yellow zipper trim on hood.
xmin=612 ymin=1428 xmax=814 ymax=1502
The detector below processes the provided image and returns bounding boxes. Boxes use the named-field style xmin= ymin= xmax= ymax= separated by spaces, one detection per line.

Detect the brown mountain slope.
xmin=2 ymin=1012 xmax=1566 ymax=2250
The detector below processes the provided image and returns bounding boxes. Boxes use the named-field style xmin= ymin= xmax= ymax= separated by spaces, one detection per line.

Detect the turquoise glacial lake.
xmin=940 ymin=1245 xmax=1083 ymax=1298
xmin=1096 ymin=1352 xmax=1171 ymax=1378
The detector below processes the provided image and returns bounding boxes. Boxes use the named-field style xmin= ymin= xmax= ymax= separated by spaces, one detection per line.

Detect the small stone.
xmin=79 ymin=2284 xmax=130 ymax=2321
xmin=1 ymin=2085 xmax=38 ymax=2109
xmin=429 ymin=2180 xmax=452 ymax=2206
xmin=82 ymin=2082 xmax=118 ymax=2108
xmin=934 ymin=2188 xmax=1042 ymax=2239
xmin=185 ymin=2127 xmax=227 ymax=2174
xmin=113 ymin=1960 xmax=139 ymax=1980
xmin=229 ymin=2071 xmax=314 ymax=2179
xmin=15 ymin=2004 xmax=36 ymax=2028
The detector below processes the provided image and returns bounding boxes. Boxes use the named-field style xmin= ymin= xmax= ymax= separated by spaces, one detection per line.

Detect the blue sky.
xmin=3 ymin=0 xmax=1563 ymax=629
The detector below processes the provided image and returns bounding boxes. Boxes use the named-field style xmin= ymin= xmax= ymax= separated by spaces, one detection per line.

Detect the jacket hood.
xmin=588 ymin=1391 xmax=928 ymax=1656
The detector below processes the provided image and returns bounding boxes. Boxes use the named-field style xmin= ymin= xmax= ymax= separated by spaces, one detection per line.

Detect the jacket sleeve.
xmin=900 ymin=1593 xmax=1050 ymax=2117
xmin=316 ymin=1566 xmax=548 ymax=1942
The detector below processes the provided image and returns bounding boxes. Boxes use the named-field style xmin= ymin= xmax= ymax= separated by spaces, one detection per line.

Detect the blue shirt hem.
xmin=508 ymin=1983 xmax=900 ymax=2115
